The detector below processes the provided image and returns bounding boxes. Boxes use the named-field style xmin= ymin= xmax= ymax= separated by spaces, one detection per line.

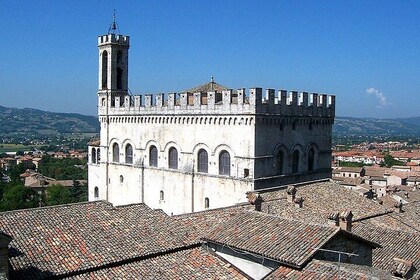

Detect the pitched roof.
xmin=183 ymin=80 xmax=229 ymax=93
xmin=256 ymin=181 xmax=391 ymax=225
xmin=0 ymin=201 xmax=188 ymax=280
xmin=265 ymin=259 xmax=392 ymax=279
xmin=203 ymin=210 xmax=362 ymax=268
xmin=65 ymin=247 xmax=247 ymax=280
xmin=353 ymin=222 xmax=420 ymax=279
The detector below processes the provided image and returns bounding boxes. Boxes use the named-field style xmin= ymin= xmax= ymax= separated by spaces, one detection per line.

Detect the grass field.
xmin=0 ymin=144 xmax=42 ymax=154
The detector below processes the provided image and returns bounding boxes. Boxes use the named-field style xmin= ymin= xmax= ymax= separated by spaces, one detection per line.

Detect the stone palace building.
xmin=88 ymin=29 xmax=336 ymax=215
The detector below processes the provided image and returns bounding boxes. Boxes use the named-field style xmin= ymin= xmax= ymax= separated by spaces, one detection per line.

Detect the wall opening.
xmin=101 ymin=50 xmax=108 ymax=89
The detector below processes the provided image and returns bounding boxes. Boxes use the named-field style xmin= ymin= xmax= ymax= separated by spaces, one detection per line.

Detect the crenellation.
xmin=98 ymin=34 xmax=130 ymax=46
xmin=99 ymin=88 xmax=335 ymax=118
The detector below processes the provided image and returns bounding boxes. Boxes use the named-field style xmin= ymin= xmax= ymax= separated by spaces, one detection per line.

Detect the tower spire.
xmin=108 ymin=9 xmax=120 ymax=35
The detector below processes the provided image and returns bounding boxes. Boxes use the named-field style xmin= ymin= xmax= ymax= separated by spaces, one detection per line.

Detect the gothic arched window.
xmin=94 ymin=187 xmax=99 ymax=199
xmin=197 ymin=149 xmax=208 ymax=173
xmin=91 ymin=148 xmax=97 ymax=164
xmin=97 ymin=148 xmax=101 ymax=162
xmin=205 ymin=197 xmax=210 ymax=209
xmin=168 ymin=147 xmax=178 ymax=169
xmin=102 ymin=51 xmax=108 ymax=89
xmin=112 ymin=143 xmax=120 ymax=163
xmin=292 ymin=150 xmax=300 ymax=174
xmin=219 ymin=150 xmax=230 ymax=176
xmin=149 ymin=145 xmax=158 ymax=167
xmin=125 ymin=144 xmax=133 ymax=164
xmin=308 ymin=148 xmax=315 ymax=172
xmin=117 ymin=67 xmax=123 ymax=89
xmin=160 ymin=190 xmax=164 ymax=201
xmin=276 ymin=150 xmax=285 ymax=175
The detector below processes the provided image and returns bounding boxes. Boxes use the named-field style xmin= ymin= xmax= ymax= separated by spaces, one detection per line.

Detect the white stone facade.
xmin=88 ymin=32 xmax=336 ymax=215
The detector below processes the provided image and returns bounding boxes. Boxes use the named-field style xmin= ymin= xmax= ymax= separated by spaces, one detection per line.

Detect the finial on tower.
xmin=108 ymin=9 xmax=121 ymax=35
xmin=211 ymin=76 xmax=215 ymax=83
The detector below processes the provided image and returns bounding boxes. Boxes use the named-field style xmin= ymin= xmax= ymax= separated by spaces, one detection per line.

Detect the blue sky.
xmin=1 ymin=0 xmax=419 ymax=118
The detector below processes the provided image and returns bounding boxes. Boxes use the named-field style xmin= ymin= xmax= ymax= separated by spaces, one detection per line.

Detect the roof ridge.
xmin=0 ymin=200 xmax=110 ymax=215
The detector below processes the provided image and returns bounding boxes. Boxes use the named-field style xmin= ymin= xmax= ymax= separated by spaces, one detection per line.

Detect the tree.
xmin=0 ymin=184 xmax=39 ymax=211
xmin=16 ymin=151 xmax=24 ymax=156
xmin=8 ymin=162 xmax=36 ymax=182
xmin=46 ymin=184 xmax=71 ymax=206
xmin=381 ymin=154 xmax=405 ymax=168
xmin=70 ymin=180 xmax=88 ymax=203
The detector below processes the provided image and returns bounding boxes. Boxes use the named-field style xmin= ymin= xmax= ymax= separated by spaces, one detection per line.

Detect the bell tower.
xmin=97 ymin=12 xmax=130 ymax=111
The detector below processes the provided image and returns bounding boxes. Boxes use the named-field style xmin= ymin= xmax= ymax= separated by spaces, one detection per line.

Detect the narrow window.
xmin=112 ymin=143 xmax=120 ymax=162
xmin=244 ymin=168 xmax=249 ymax=177
xmin=120 ymin=175 xmax=124 ymax=183
xmin=160 ymin=190 xmax=164 ymax=201
xmin=292 ymin=150 xmax=299 ymax=174
xmin=125 ymin=144 xmax=133 ymax=164
xmin=117 ymin=67 xmax=123 ymax=89
xmin=169 ymin=147 xmax=178 ymax=169
xmin=205 ymin=197 xmax=209 ymax=209
xmin=91 ymin=148 xmax=97 ymax=164
xmin=197 ymin=149 xmax=208 ymax=173
xmin=101 ymin=51 xmax=108 ymax=89
xmin=97 ymin=148 xmax=101 ymax=162
xmin=219 ymin=150 xmax=230 ymax=175
xmin=276 ymin=150 xmax=285 ymax=175
xmin=94 ymin=187 xmax=99 ymax=199
xmin=149 ymin=145 xmax=158 ymax=167
xmin=308 ymin=148 xmax=315 ymax=172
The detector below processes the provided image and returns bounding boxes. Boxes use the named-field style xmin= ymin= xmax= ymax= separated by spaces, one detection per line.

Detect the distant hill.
xmin=334 ymin=116 xmax=420 ymax=137
xmin=0 ymin=105 xmax=99 ymax=135
xmin=0 ymin=104 xmax=419 ymax=138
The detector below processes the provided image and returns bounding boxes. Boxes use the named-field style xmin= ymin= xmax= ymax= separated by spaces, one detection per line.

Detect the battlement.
xmin=98 ymin=34 xmax=130 ymax=46
xmin=98 ymin=88 xmax=335 ymax=117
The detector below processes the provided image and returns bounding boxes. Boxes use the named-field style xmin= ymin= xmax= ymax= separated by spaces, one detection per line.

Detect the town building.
xmin=88 ymin=26 xmax=336 ymax=215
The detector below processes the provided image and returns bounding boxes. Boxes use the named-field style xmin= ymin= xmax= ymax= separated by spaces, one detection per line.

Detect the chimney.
xmin=0 ymin=232 xmax=12 ymax=279
xmin=286 ymin=185 xmax=297 ymax=203
xmin=339 ymin=211 xmax=353 ymax=232
xmin=327 ymin=212 xmax=339 ymax=227
xmin=246 ymin=192 xmax=263 ymax=212
xmin=391 ymin=258 xmax=413 ymax=279
xmin=394 ymin=201 xmax=403 ymax=213
xmin=294 ymin=197 xmax=304 ymax=208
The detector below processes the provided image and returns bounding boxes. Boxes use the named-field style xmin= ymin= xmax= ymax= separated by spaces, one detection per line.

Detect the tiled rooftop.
xmin=65 ymin=247 xmax=247 ymax=280
xmin=353 ymin=222 xmax=420 ymax=279
xmin=203 ymin=210 xmax=340 ymax=268
xmin=0 ymin=201 xmax=188 ymax=280
xmin=257 ymin=181 xmax=391 ymax=225
xmin=265 ymin=259 xmax=392 ymax=279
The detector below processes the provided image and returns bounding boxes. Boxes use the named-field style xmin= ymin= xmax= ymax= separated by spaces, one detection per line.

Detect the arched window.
xmin=94 ymin=187 xmax=99 ymax=199
xmin=276 ymin=150 xmax=285 ymax=175
xmin=117 ymin=67 xmax=123 ymax=89
xmin=308 ymin=148 xmax=315 ymax=172
xmin=91 ymin=148 xmax=97 ymax=164
xmin=197 ymin=149 xmax=208 ymax=173
xmin=205 ymin=197 xmax=209 ymax=209
xmin=149 ymin=146 xmax=158 ymax=167
xmin=117 ymin=50 xmax=122 ymax=63
xmin=160 ymin=190 xmax=164 ymax=201
xmin=120 ymin=175 xmax=124 ymax=183
xmin=125 ymin=144 xmax=133 ymax=164
xmin=97 ymin=148 xmax=101 ymax=162
xmin=168 ymin=147 xmax=178 ymax=169
xmin=112 ymin=143 xmax=120 ymax=162
xmin=292 ymin=150 xmax=300 ymax=174
xmin=219 ymin=150 xmax=230 ymax=176
xmin=101 ymin=51 xmax=108 ymax=89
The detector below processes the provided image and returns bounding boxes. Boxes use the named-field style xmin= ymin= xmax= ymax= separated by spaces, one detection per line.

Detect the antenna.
xmin=108 ymin=9 xmax=121 ymax=35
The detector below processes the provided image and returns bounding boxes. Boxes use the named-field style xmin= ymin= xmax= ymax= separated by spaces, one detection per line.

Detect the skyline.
xmin=1 ymin=1 xmax=420 ymax=118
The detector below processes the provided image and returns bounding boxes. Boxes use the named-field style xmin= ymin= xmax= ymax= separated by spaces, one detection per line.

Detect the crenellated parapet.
xmin=98 ymin=88 xmax=335 ymax=117
xmin=98 ymin=34 xmax=130 ymax=46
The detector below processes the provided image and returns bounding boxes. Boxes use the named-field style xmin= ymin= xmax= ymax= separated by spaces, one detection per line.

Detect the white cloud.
xmin=366 ymin=88 xmax=388 ymax=108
